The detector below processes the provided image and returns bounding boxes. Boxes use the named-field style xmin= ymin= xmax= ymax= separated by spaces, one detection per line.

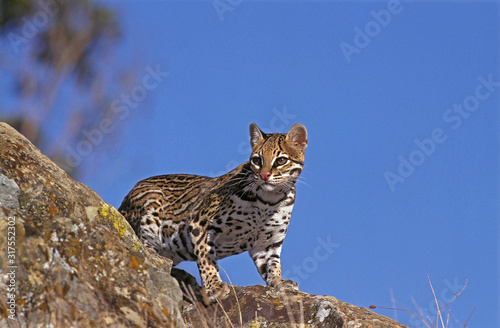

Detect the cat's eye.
xmin=274 ymin=157 xmax=288 ymax=166
xmin=251 ymin=157 xmax=262 ymax=167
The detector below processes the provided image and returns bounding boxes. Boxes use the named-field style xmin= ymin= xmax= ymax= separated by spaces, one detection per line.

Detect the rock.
xmin=0 ymin=123 xmax=185 ymax=327
xmin=0 ymin=122 xmax=407 ymax=328
xmin=178 ymin=271 xmax=407 ymax=328
xmin=0 ymin=174 xmax=20 ymax=209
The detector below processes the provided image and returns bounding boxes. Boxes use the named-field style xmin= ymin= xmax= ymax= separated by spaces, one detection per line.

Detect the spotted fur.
xmin=119 ymin=123 xmax=308 ymax=302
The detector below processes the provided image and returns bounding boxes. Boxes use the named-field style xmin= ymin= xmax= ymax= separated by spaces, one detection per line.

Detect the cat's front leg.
xmin=249 ymin=242 xmax=299 ymax=290
xmin=189 ymin=222 xmax=229 ymax=303
xmin=196 ymin=257 xmax=229 ymax=303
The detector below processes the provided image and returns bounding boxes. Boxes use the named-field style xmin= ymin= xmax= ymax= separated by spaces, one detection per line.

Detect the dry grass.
xmin=370 ymin=275 xmax=475 ymax=328
xmin=179 ymin=266 xmax=244 ymax=328
xmin=179 ymin=267 xmax=309 ymax=328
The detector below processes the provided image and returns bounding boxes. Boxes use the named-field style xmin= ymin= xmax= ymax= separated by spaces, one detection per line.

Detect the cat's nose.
xmin=260 ymin=171 xmax=272 ymax=181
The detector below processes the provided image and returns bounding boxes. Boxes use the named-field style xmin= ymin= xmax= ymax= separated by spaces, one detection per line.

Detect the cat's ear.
xmin=287 ymin=123 xmax=308 ymax=151
xmin=249 ymin=123 xmax=264 ymax=148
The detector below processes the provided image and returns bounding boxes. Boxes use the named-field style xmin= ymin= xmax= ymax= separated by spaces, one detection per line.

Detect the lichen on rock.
xmin=98 ymin=203 xmax=128 ymax=237
xmin=95 ymin=202 xmax=143 ymax=251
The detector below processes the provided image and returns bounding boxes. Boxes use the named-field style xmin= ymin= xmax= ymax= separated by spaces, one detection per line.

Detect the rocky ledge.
xmin=0 ymin=122 xmax=406 ymax=328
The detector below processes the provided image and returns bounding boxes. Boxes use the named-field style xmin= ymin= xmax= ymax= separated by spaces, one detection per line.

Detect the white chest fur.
xmin=211 ymin=192 xmax=294 ymax=259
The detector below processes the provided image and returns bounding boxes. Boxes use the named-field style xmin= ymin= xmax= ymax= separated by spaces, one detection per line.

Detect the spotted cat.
xmin=118 ymin=123 xmax=308 ymax=302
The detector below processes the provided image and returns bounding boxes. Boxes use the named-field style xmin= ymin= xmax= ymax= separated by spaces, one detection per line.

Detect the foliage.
xmin=0 ymin=0 xmax=132 ymax=177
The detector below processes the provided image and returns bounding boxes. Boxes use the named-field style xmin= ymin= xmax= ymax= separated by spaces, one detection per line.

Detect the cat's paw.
xmin=275 ymin=279 xmax=299 ymax=291
xmin=206 ymin=281 xmax=230 ymax=304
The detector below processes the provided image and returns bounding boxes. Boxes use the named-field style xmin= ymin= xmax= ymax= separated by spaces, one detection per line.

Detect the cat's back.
xmin=119 ymin=174 xmax=214 ymax=230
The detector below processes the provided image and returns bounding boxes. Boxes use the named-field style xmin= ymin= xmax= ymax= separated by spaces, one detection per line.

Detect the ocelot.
xmin=118 ymin=123 xmax=308 ymax=302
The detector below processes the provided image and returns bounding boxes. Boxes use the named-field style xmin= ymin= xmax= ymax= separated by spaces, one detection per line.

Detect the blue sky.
xmin=96 ymin=1 xmax=498 ymax=327
xmin=4 ymin=0 xmax=499 ymax=327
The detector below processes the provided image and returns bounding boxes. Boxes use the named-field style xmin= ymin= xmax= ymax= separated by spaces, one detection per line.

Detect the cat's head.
xmin=248 ymin=123 xmax=307 ymax=192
